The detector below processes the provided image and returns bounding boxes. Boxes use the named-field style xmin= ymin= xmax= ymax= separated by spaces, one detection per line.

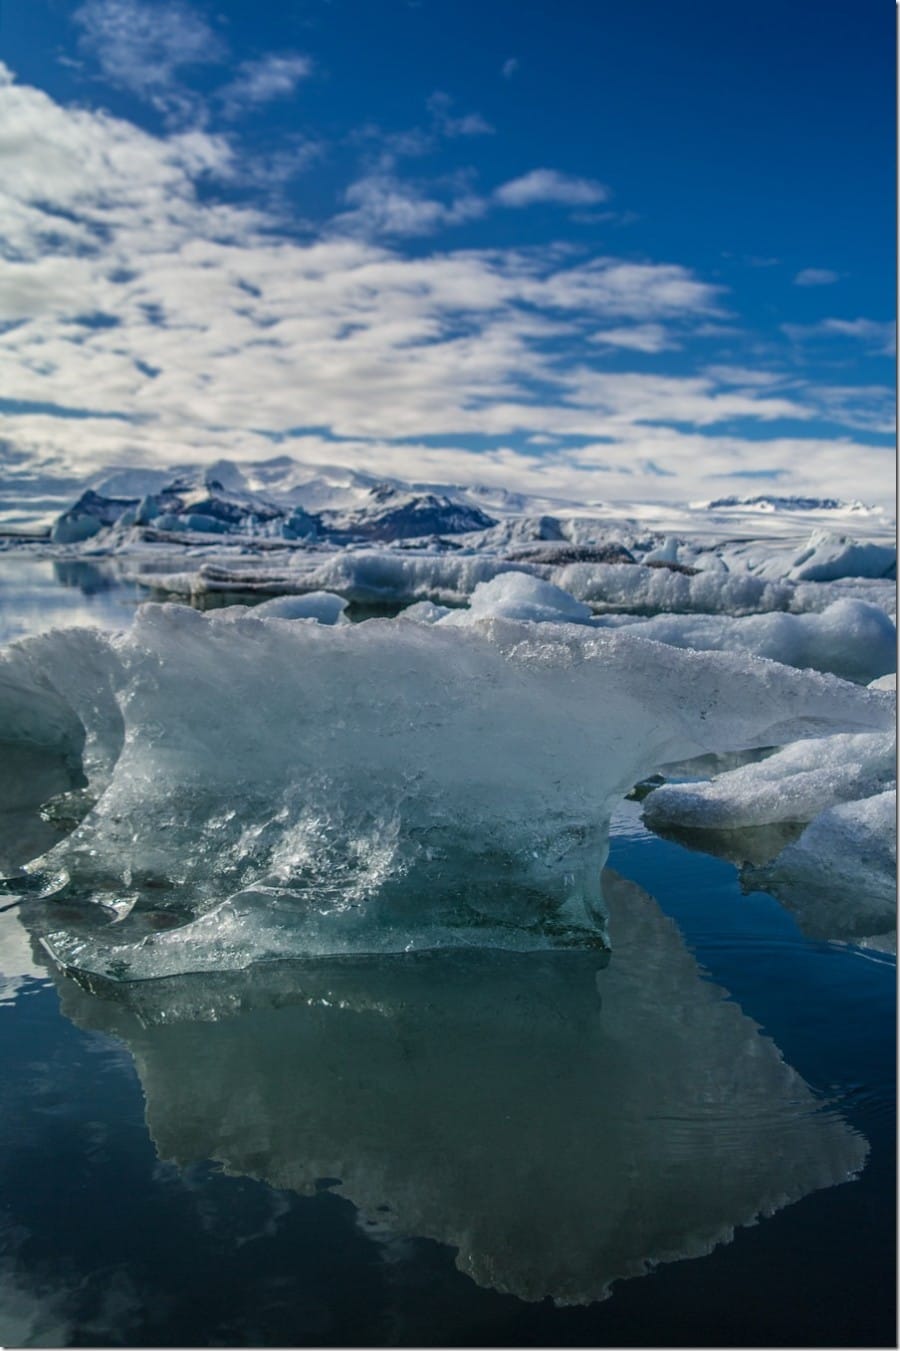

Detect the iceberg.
xmin=1 ymin=601 xmax=892 ymax=978
xmin=296 ymin=551 xmax=538 ymax=608
xmin=130 ymin=551 xmax=894 ymax=624
xmin=757 ymin=529 xmax=896 ymax=584
xmin=441 ymin=573 xmax=594 ymax=626
xmin=136 ymin=553 xmax=541 ymax=609
xmin=552 ymin=562 xmax=797 ymax=615
xmin=50 ymin=872 xmax=868 ymax=1307
xmin=210 ymin=592 xmax=349 ymax=625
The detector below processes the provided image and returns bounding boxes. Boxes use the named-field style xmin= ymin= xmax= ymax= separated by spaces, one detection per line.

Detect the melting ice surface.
xmin=0 ymin=596 xmax=892 ymax=980
xmin=52 ymin=872 xmax=868 ymax=1307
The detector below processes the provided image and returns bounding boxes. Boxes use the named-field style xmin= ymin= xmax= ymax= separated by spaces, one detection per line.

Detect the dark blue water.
xmin=0 ymin=559 xmax=894 ymax=1347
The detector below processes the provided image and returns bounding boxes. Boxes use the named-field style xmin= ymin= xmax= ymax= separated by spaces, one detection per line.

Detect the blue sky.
xmin=0 ymin=0 xmax=895 ymax=505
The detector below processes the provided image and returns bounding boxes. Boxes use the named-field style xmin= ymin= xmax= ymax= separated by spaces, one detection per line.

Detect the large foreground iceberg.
xmin=53 ymin=872 xmax=868 ymax=1306
xmin=2 ymin=603 xmax=891 ymax=977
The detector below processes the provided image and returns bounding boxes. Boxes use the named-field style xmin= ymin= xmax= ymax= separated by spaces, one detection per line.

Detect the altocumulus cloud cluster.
xmin=0 ymin=0 xmax=894 ymax=507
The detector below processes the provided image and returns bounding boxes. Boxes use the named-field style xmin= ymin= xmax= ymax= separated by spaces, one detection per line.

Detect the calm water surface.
xmin=0 ymin=557 xmax=894 ymax=1347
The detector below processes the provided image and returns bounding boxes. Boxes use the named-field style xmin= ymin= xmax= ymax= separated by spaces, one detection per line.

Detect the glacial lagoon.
xmin=0 ymin=555 xmax=895 ymax=1347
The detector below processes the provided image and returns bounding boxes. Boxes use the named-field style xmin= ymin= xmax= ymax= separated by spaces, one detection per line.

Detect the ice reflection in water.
xmin=52 ymin=870 xmax=867 ymax=1307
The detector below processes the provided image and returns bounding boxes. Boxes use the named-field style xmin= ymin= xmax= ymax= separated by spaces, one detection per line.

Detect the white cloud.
xmin=502 ymin=57 xmax=519 ymax=80
xmin=523 ymin=261 xmax=724 ymax=320
xmin=560 ymin=371 xmax=811 ymax=428
xmin=0 ymin=68 xmax=891 ymax=510
xmin=218 ymin=53 xmax=313 ymax=119
xmin=590 ymin=324 xmax=675 ymax=353
xmin=73 ymin=0 xmax=226 ymax=122
xmin=783 ymin=317 xmax=895 ymax=356
xmin=426 ymin=92 xmax=494 ymax=138
xmin=807 ymin=383 xmax=896 ymax=436
xmin=793 ymin=267 xmax=839 ymax=286
xmin=703 ymin=365 xmax=788 ymax=388
xmin=495 ymin=169 xmax=609 ymax=208
xmin=335 ymin=172 xmax=487 ymax=237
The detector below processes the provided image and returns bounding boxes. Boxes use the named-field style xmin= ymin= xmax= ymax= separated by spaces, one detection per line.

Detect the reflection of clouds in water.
xmin=0 ymin=1262 xmax=73 ymax=1348
xmin=0 ymin=559 xmax=139 ymax=645
xmin=55 ymin=870 xmax=868 ymax=1306
xmin=0 ymin=1218 xmax=147 ymax=1349
xmin=151 ymin=1155 xmax=296 ymax=1248
xmin=0 ymin=905 xmax=48 ymax=1006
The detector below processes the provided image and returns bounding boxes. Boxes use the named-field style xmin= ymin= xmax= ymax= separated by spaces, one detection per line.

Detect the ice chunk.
xmin=743 ymin=791 xmax=897 ymax=939
xmin=442 ymin=573 xmax=593 ymax=626
xmin=643 ymin=731 xmax=895 ymax=831
xmin=299 ymin=551 xmax=538 ymax=607
xmin=211 ymin=592 xmax=349 ymax=625
xmin=554 ymin=562 xmax=796 ymax=615
xmin=641 ymin=535 xmax=682 ymax=565
xmin=593 ymin=599 xmax=896 ymax=684
xmin=396 ymin=600 xmax=451 ymax=624
xmin=868 ymin=672 xmax=896 ymax=692
xmin=51 ymin=872 xmax=868 ymax=1307
xmin=791 ymin=578 xmax=897 ymax=620
xmin=760 ymin=529 xmax=896 ymax=583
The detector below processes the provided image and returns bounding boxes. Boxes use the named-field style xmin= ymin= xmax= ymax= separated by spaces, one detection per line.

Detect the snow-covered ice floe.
xmin=591 ymin=599 xmax=896 ymax=684
xmin=1 ymin=601 xmax=892 ymax=979
xmin=554 ymin=562 xmax=799 ymax=615
xmin=643 ymin=731 xmax=895 ymax=831
xmin=641 ymin=669 xmax=897 ymax=943
xmin=725 ymin=528 xmax=896 ymax=584
xmin=51 ymin=872 xmax=868 ymax=1306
